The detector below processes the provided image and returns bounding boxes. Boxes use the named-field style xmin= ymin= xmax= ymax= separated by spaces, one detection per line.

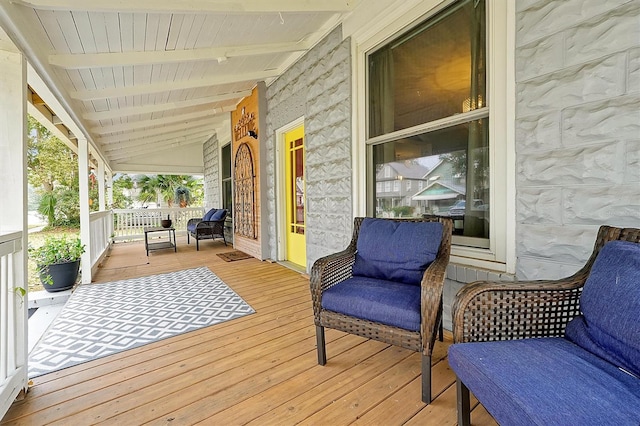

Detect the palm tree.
xmin=136 ymin=175 xmax=200 ymax=207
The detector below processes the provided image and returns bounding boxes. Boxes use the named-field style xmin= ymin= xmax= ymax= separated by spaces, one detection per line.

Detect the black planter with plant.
xmin=29 ymin=235 xmax=86 ymax=293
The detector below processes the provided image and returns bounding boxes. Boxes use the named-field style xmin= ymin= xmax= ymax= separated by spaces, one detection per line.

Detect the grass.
xmin=28 ymin=226 xmax=80 ymax=293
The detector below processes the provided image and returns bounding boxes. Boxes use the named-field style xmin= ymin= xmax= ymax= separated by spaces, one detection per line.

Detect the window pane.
xmin=372 ymin=118 xmax=489 ymax=245
xmin=368 ymin=0 xmax=486 ymax=137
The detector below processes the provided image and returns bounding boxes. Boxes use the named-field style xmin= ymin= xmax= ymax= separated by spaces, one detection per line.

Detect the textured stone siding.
xmin=265 ymin=25 xmax=353 ymax=269
xmin=515 ymin=0 xmax=640 ymax=279
xmin=203 ymin=133 xmax=220 ymax=209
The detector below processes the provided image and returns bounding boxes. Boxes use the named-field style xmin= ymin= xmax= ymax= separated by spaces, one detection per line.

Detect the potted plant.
xmin=29 ymin=235 xmax=85 ymax=292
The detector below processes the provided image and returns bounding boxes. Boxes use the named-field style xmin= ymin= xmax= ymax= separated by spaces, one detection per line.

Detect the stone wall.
xmin=264 ymin=25 xmax=353 ymax=269
xmin=514 ymin=0 xmax=640 ymax=279
xmin=202 ymin=133 xmax=220 ymax=210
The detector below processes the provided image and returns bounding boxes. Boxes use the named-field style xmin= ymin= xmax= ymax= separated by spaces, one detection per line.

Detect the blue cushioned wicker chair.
xmin=310 ymin=216 xmax=453 ymax=404
xmin=449 ymin=226 xmax=640 ymax=426
xmin=186 ymin=208 xmax=227 ymax=250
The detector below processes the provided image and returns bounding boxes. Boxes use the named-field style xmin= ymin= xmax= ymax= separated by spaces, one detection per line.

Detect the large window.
xmin=367 ymin=0 xmax=489 ymax=249
xmin=221 ymin=143 xmax=232 ymax=214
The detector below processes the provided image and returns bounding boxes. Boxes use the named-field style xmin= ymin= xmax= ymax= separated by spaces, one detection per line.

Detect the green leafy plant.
xmin=29 ymin=235 xmax=85 ymax=285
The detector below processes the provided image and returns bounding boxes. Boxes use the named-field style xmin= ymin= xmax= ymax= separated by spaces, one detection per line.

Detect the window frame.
xmin=351 ymin=0 xmax=515 ymax=272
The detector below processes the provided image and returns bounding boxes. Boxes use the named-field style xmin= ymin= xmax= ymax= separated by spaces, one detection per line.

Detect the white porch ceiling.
xmin=0 ymin=0 xmax=358 ymax=174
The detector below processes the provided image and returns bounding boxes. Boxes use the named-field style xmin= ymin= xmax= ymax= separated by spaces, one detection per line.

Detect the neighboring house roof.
xmin=412 ymin=180 xmax=465 ymax=201
xmin=377 ymin=161 xmax=430 ymax=180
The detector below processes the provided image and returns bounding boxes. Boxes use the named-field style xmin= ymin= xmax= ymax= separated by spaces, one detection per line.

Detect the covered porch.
xmin=2 ymin=238 xmax=496 ymax=425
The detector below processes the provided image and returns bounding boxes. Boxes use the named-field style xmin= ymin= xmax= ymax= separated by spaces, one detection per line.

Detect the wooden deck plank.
xmin=1 ymin=240 xmax=497 ymax=425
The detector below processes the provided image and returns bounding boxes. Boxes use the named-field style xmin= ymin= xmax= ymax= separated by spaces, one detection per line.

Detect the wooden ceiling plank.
xmin=96 ymin=120 xmax=218 ymax=143
xmin=92 ymin=109 xmax=224 ymax=134
xmin=50 ymin=40 xmax=308 ymax=69
xmin=102 ymin=125 xmax=214 ymax=147
xmin=107 ymin=137 xmax=212 ymax=161
xmin=102 ymin=129 xmax=214 ymax=152
xmin=18 ymin=0 xmax=358 ymax=13
xmin=119 ymin=13 xmax=134 ymax=51
xmin=69 ymin=69 xmax=278 ymax=99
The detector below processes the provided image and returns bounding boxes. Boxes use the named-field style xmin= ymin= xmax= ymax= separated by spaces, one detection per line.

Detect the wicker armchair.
xmin=451 ymin=225 xmax=640 ymax=425
xmin=186 ymin=208 xmax=227 ymax=250
xmin=310 ymin=216 xmax=452 ymax=404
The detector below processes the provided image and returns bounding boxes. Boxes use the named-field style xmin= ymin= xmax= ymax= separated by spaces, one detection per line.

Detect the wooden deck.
xmin=3 ymin=236 xmax=496 ymax=425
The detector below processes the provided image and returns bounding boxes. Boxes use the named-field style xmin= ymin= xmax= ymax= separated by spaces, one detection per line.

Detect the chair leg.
xmin=422 ymin=354 xmax=431 ymax=404
xmin=316 ymin=325 xmax=327 ymax=365
xmin=187 ymin=233 xmax=190 ymax=244
xmin=456 ymin=378 xmax=471 ymax=426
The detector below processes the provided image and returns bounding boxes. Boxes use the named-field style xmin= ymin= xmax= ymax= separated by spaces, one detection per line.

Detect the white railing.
xmin=89 ymin=210 xmax=113 ymax=268
xmin=0 ymin=231 xmax=27 ymax=419
xmin=112 ymin=207 xmax=203 ymax=241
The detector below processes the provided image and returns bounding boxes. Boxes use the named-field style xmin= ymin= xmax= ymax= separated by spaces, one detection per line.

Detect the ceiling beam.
xmin=107 ymin=136 xmax=212 ymax=161
xmin=50 ymin=41 xmax=310 ymax=69
xmin=92 ymin=109 xmax=227 ymax=135
xmin=101 ymin=128 xmax=216 ymax=152
xmin=97 ymin=121 xmax=219 ymax=144
xmin=69 ymin=70 xmax=278 ymax=100
xmin=84 ymin=95 xmax=243 ymax=121
xmin=17 ymin=0 xmax=358 ymax=13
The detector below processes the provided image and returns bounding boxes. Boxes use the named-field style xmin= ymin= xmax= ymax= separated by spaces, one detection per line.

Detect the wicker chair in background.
xmin=310 ymin=216 xmax=453 ymax=404
xmin=450 ymin=225 xmax=640 ymax=425
xmin=186 ymin=208 xmax=227 ymax=250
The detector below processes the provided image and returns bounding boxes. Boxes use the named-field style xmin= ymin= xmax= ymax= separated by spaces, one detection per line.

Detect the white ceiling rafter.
xmin=69 ymin=70 xmax=278 ymax=100
xmin=50 ymin=41 xmax=311 ymax=69
xmin=107 ymin=137 xmax=211 ymax=161
xmin=102 ymin=131 xmax=216 ymax=155
xmin=92 ymin=109 xmax=227 ymax=135
xmin=17 ymin=0 xmax=358 ymax=13
xmin=83 ymin=94 xmax=244 ymax=121
xmin=97 ymin=122 xmax=217 ymax=144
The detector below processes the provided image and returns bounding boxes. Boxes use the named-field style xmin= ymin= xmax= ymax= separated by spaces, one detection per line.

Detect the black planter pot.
xmin=38 ymin=260 xmax=80 ymax=292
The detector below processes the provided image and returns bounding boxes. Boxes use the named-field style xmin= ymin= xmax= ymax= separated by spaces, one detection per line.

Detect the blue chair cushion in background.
xmin=321 ymin=276 xmax=421 ymax=331
xmin=352 ymin=218 xmax=442 ymax=285
xmin=202 ymin=208 xmax=217 ymax=221
xmin=210 ymin=209 xmax=227 ymax=221
xmin=448 ymin=337 xmax=640 ymax=425
xmin=565 ymin=240 xmax=640 ymax=378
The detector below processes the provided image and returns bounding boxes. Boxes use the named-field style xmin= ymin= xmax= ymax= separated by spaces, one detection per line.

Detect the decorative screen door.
xmin=284 ymin=125 xmax=306 ymax=267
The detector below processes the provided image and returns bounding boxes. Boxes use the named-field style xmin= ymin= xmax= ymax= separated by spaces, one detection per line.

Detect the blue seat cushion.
xmin=565 ymin=240 xmax=640 ymax=378
xmin=187 ymin=222 xmax=197 ymax=233
xmin=210 ymin=209 xmax=226 ymax=221
xmin=321 ymin=276 xmax=421 ymax=331
xmin=352 ymin=218 xmax=443 ymax=285
xmin=448 ymin=338 xmax=640 ymax=426
xmin=202 ymin=208 xmax=217 ymax=221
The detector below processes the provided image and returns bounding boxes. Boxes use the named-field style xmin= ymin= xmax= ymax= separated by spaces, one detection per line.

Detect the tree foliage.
xmin=136 ymin=175 xmax=201 ymax=207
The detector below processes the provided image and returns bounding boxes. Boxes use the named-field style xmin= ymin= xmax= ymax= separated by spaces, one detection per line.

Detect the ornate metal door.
xmin=233 ymin=142 xmax=256 ymax=239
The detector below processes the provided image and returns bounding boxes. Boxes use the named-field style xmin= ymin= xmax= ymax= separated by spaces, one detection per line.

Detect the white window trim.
xmin=348 ymin=0 xmax=515 ymax=273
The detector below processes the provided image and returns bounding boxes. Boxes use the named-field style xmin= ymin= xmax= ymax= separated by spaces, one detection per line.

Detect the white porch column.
xmin=0 ymin=41 xmax=28 ymax=418
xmin=78 ymin=137 xmax=92 ymax=284
xmin=97 ymin=158 xmax=105 ymax=211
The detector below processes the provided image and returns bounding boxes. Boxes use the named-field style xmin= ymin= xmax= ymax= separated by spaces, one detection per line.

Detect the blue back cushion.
xmin=211 ymin=209 xmax=227 ymax=221
xmin=565 ymin=240 xmax=640 ymax=378
xmin=203 ymin=208 xmax=217 ymax=221
xmin=352 ymin=218 xmax=443 ymax=285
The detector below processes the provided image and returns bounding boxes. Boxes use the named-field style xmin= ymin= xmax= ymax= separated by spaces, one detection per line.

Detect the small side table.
xmin=144 ymin=226 xmax=177 ymax=256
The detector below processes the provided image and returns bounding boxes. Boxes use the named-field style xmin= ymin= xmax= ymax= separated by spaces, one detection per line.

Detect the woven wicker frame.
xmin=310 ymin=216 xmax=453 ymax=356
xmin=452 ymin=225 xmax=640 ymax=343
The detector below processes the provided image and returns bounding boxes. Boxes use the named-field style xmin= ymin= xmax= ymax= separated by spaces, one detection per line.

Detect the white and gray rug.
xmin=28 ymin=267 xmax=254 ymax=378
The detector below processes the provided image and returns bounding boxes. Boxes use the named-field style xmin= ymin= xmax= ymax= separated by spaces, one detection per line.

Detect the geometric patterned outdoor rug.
xmin=28 ymin=267 xmax=254 ymax=378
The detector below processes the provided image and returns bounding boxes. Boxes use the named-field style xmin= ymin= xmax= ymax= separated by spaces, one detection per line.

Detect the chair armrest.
xmin=420 ymin=251 xmax=450 ymax=349
xmin=187 ymin=218 xmax=202 ymax=227
xmin=452 ymin=277 xmax=584 ymax=343
xmin=309 ymin=248 xmax=356 ymax=319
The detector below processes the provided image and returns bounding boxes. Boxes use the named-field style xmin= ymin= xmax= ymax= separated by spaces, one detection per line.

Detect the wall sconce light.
xmin=248 ymin=130 xmax=258 ymax=139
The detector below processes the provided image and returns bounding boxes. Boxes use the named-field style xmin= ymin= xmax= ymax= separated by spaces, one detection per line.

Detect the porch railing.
xmin=112 ymin=207 xmax=203 ymax=241
xmin=89 ymin=210 xmax=112 ymax=268
xmin=0 ymin=231 xmax=27 ymax=418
